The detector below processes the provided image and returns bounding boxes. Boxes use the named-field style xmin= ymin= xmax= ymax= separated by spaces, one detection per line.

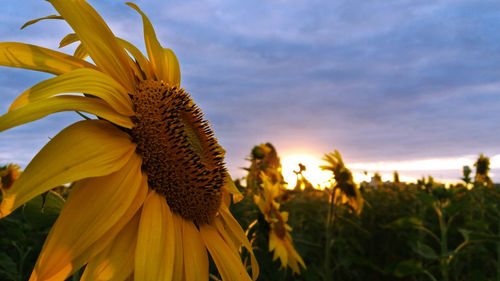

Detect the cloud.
xmin=1 ymin=0 xmax=499 ymax=183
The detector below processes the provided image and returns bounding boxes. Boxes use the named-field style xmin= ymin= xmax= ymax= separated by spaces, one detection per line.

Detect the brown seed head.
xmin=130 ymin=80 xmax=225 ymax=224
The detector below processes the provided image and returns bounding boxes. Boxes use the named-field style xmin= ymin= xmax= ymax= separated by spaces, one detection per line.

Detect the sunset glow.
xmin=279 ymin=153 xmax=494 ymax=188
xmin=280 ymin=153 xmax=433 ymax=189
xmin=281 ymin=154 xmax=332 ymax=189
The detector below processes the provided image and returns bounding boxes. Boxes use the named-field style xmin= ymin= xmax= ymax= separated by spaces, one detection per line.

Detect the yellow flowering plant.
xmin=0 ymin=1 xmax=258 ymax=280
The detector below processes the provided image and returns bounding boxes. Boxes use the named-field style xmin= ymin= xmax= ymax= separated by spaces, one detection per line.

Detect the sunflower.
xmin=0 ymin=1 xmax=258 ymax=280
xmin=320 ymin=151 xmax=363 ymax=215
xmin=0 ymin=164 xmax=21 ymax=192
xmin=253 ymin=174 xmax=306 ymax=275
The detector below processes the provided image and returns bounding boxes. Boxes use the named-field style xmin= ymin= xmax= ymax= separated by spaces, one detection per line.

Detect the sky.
xmin=1 ymin=0 xmax=500 ymax=185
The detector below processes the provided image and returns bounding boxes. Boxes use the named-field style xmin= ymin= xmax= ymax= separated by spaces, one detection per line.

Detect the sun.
xmin=281 ymin=154 xmax=332 ymax=189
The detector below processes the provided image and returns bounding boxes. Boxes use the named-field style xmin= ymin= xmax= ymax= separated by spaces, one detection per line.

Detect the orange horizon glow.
xmin=279 ymin=152 xmax=493 ymax=188
xmin=281 ymin=154 xmax=332 ymax=189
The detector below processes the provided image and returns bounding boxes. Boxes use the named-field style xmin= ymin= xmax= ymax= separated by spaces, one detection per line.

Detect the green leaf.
xmin=411 ymin=241 xmax=438 ymax=260
xmin=384 ymin=217 xmax=423 ymax=229
xmin=465 ymin=219 xmax=490 ymax=232
xmin=0 ymin=252 xmax=17 ymax=281
xmin=22 ymin=190 xmax=64 ymax=228
xmin=444 ymin=200 xmax=467 ymax=218
xmin=459 ymin=228 xmax=500 ymax=242
xmin=393 ymin=260 xmax=423 ymax=277
xmin=351 ymin=256 xmax=387 ymax=274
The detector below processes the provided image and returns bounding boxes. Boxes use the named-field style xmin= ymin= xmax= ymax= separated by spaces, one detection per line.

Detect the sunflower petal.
xmin=214 ymin=217 xmax=239 ymax=254
xmin=200 ymin=224 xmax=252 ymax=281
xmin=10 ymin=68 xmax=133 ymax=116
xmin=72 ymin=173 xmax=147 ymax=279
xmin=0 ymin=95 xmax=133 ymax=132
xmin=74 ymin=43 xmax=88 ymax=60
xmin=182 ymin=220 xmax=208 ymax=281
xmin=29 ymin=153 xmax=146 ymax=281
xmin=0 ymin=42 xmax=95 ymax=74
xmin=118 ymin=38 xmax=154 ymax=80
xmin=48 ymin=0 xmax=135 ymax=90
xmin=59 ymin=33 xmax=79 ymax=48
xmin=80 ymin=214 xmax=140 ymax=281
xmin=0 ymin=120 xmax=135 ymax=218
xmin=56 ymin=34 xmax=143 ymax=79
xmin=20 ymin=15 xmax=63 ymax=30
xmin=222 ymin=172 xmax=242 ymax=197
xmin=135 ymin=191 xmax=175 ymax=281
xmin=172 ymin=214 xmax=184 ymax=281
xmin=163 ymin=48 xmax=181 ymax=86
xmin=219 ymin=206 xmax=259 ymax=280
xmin=126 ymin=3 xmax=181 ymax=86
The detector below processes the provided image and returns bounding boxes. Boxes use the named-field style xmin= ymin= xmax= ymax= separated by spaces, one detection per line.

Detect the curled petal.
xmin=10 ymin=68 xmax=133 ymax=116
xmin=0 ymin=42 xmax=95 ymax=75
xmin=0 ymin=95 xmax=133 ymax=132
xmin=0 ymin=120 xmax=135 ymax=218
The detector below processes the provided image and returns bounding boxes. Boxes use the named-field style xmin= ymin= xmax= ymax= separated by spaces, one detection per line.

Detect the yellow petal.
xmin=219 ymin=206 xmax=259 ymax=280
xmin=172 ymin=214 xmax=184 ymax=281
xmin=0 ymin=95 xmax=132 ymax=132
xmin=29 ymin=153 xmax=146 ymax=281
xmin=182 ymin=220 xmax=208 ymax=281
xmin=74 ymin=43 xmax=89 ymax=60
xmin=81 ymin=214 xmax=140 ymax=281
xmin=21 ymin=15 xmax=63 ymax=30
xmin=269 ymin=232 xmax=278 ymax=251
xmin=214 ymin=217 xmax=239 ymax=254
xmin=126 ymin=3 xmax=181 ymax=86
xmin=0 ymin=42 xmax=95 ymax=75
xmin=56 ymin=34 xmax=142 ymax=79
xmin=271 ymin=238 xmax=287 ymax=267
xmin=118 ymin=38 xmax=154 ymax=80
xmin=48 ymin=0 xmax=135 ymax=91
xmin=163 ymin=48 xmax=181 ymax=86
xmin=222 ymin=172 xmax=242 ymax=197
xmin=135 ymin=191 xmax=175 ymax=281
xmin=286 ymin=244 xmax=306 ymax=274
xmin=200 ymin=224 xmax=252 ymax=281
xmin=0 ymin=120 xmax=135 ymax=218
xmin=10 ymin=68 xmax=133 ymax=116
xmin=73 ymin=173 xmax=147 ymax=279
xmin=59 ymin=33 xmax=79 ymax=48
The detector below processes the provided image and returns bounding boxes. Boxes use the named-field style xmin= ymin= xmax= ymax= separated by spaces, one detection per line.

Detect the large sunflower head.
xmin=0 ymin=1 xmax=258 ymax=280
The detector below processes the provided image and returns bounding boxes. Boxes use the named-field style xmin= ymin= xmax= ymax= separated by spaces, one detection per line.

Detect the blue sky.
xmin=1 ymin=0 xmax=500 ymax=183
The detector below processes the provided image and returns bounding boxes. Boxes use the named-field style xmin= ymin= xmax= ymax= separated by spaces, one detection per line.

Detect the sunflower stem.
xmin=497 ymin=214 xmax=500 ymax=281
xmin=324 ymin=185 xmax=337 ymax=281
xmin=436 ymin=203 xmax=449 ymax=281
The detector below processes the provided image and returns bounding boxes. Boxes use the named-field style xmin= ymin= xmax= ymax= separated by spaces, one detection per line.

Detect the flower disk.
xmin=130 ymin=80 xmax=225 ymax=225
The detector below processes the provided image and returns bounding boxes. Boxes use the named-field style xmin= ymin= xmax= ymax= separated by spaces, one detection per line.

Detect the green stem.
xmin=423 ymin=270 xmax=439 ymax=281
xmin=437 ymin=204 xmax=449 ymax=281
xmin=497 ymin=216 xmax=500 ymax=281
xmin=295 ymin=238 xmax=322 ymax=248
xmin=324 ymin=186 xmax=337 ymax=281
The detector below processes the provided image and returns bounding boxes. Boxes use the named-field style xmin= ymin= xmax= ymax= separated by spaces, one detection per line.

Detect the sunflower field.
xmin=0 ymin=1 xmax=499 ymax=280
xmin=1 ymin=147 xmax=499 ymax=281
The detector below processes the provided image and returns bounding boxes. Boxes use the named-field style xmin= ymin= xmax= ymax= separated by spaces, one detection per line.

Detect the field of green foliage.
xmin=1 ymin=147 xmax=499 ymax=281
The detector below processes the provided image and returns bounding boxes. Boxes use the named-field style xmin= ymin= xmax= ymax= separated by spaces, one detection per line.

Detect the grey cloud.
xmin=0 ymin=0 xmax=499 ymax=181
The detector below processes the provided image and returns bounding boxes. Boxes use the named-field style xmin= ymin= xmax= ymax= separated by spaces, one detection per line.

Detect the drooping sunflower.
xmin=0 ymin=1 xmax=258 ymax=281
xmin=320 ymin=151 xmax=363 ymax=215
xmin=253 ymin=174 xmax=306 ymax=275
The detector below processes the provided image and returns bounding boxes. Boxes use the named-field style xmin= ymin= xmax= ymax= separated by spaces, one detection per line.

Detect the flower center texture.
xmin=130 ymin=80 xmax=225 ymax=224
